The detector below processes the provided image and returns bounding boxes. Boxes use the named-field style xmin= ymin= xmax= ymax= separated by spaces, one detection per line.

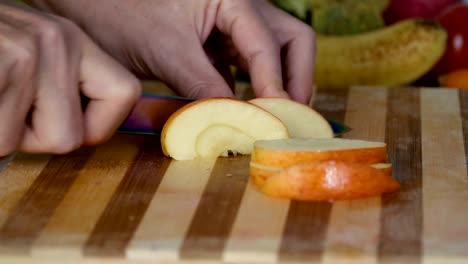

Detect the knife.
xmin=118 ymin=94 xmax=351 ymax=136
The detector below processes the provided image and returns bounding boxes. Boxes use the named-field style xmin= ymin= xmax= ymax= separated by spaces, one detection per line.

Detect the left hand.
xmin=28 ymin=0 xmax=316 ymax=103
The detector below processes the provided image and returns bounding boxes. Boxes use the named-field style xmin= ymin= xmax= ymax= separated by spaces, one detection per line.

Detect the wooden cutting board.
xmin=0 ymin=86 xmax=467 ymax=264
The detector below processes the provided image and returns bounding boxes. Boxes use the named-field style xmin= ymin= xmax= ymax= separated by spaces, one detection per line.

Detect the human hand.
xmin=29 ymin=0 xmax=316 ymax=103
xmin=0 ymin=1 xmax=141 ymax=156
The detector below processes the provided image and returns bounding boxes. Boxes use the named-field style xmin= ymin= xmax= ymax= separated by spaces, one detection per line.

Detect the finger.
xmin=20 ymin=18 xmax=84 ymax=154
xmin=157 ymin=33 xmax=234 ymax=99
xmin=261 ymin=4 xmax=316 ymax=104
xmin=281 ymin=27 xmax=316 ymax=104
xmin=216 ymin=0 xmax=288 ymax=99
xmin=214 ymin=62 xmax=236 ymax=92
xmin=79 ymin=35 xmax=141 ymax=145
xmin=0 ymin=22 xmax=36 ymax=156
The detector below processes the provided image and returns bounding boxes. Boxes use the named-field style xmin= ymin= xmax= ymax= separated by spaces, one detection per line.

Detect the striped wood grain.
xmin=379 ymin=88 xmax=423 ymax=264
xmin=420 ymin=89 xmax=468 ymax=263
xmin=323 ymin=86 xmax=388 ymax=264
xmin=0 ymin=86 xmax=467 ymax=264
xmin=31 ymin=135 xmax=143 ymax=258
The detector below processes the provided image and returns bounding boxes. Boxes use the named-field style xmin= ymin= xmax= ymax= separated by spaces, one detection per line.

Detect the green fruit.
xmin=312 ymin=3 xmax=385 ymax=35
xmin=315 ymin=19 xmax=447 ymax=89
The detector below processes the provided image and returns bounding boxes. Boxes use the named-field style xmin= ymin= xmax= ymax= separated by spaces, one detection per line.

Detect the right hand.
xmin=0 ymin=1 xmax=142 ymax=156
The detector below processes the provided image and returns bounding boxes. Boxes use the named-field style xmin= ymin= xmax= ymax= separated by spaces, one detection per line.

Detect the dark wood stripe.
xmin=313 ymin=88 xmax=349 ymax=125
xmin=379 ymin=88 xmax=422 ymax=263
xmin=180 ymin=155 xmax=250 ymax=260
xmin=0 ymin=154 xmax=14 ymax=172
xmin=279 ymin=88 xmax=348 ymax=262
xmin=0 ymin=148 xmax=94 ymax=254
xmin=84 ymin=135 xmax=171 ymax=257
xmin=279 ymin=201 xmax=333 ymax=262
xmin=460 ymin=90 xmax=468 ymax=179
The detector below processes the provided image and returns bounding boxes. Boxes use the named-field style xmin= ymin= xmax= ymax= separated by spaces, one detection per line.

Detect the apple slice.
xmin=249 ymin=97 xmax=333 ymax=139
xmin=259 ymin=161 xmax=400 ymax=201
xmin=251 ymin=138 xmax=388 ymax=168
xmin=250 ymin=161 xmax=393 ymax=188
xmin=161 ymin=98 xmax=289 ymax=160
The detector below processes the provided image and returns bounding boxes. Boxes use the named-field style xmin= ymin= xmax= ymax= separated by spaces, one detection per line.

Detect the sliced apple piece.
xmin=161 ymin=98 xmax=289 ymax=160
xmin=249 ymin=97 xmax=333 ymax=138
xmin=250 ymin=161 xmax=393 ymax=188
xmin=195 ymin=125 xmax=255 ymax=158
xmin=251 ymin=138 xmax=387 ymax=167
xmin=260 ymin=161 xmax=400 ymax=201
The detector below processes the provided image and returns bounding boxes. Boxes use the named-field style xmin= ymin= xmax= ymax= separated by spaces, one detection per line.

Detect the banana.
xmin=314 ymin=19 xmax=447 ymax=89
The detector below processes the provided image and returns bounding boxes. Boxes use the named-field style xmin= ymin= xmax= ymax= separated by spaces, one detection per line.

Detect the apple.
xmin=383 ymin=0 xmax=460 ymax=24
xmin=249 ymin=98 xmax=334 ymax=139
xmin=258 ymin=161 xmax=399 ymax=201
xmin=251 ymin=138 xmax=388 ymax=168
xmin=431 ymin=4 xmax=468 ymax=76
xmin=161 ymin=98 xmax=289 ymax=160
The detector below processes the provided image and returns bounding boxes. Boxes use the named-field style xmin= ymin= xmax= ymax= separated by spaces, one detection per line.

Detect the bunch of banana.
xmin=270 ymin=0 xmax=448 ymax=89
xmin=315 ymin=19 xmax=447 ymax=89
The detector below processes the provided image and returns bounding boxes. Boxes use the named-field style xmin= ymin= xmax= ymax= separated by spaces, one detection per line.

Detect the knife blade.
xmin=118 ymin=94 xmax=351 ymax=136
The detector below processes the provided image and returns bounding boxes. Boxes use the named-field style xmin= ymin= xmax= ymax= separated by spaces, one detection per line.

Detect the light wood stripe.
xmin=379 ymin=88 xmax=422 ymax=263
xmin=420 ymin=89 xmax=468 ymax=263
xmin=323 ymin=86 xmax=387 ymax=264
xmin=223 ymin=179 xmax=289 ymax=264
xmin=126 ymin=158 xmax=216 ymax=261
xmin=0 ymin=148 xmax=94 ymax=254
xmin=278 ymin=89 xmax=348 ymax=263
xmin=180 ymin=156 xmax=250 ymax=260
xmin=0 ymin=154 xmax=50 ymax=229
xmin=30 ymin=135 xmax=142 ymax=258
xmin=84 ymin=136 xmax=171 ymax=257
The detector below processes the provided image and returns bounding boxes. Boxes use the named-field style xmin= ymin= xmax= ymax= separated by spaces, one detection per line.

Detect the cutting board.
xmin=0 ymin=86 xmax=467 ymax=264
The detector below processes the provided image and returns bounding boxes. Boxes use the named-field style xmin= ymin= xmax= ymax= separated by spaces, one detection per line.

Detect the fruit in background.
xmin=432 ymin=4 xmax=468 ymax=76
xmin=383 ymin=0 xmax=460 ymax=24
xmin=270 ymin=0 xmax=390 ymax=35
xmin=314 ymin=19 xmax=447 ymax=89
xmin=438 ymin=68 xmax=468 ymax=89
xmin=311 ymin=0 xmax=388 ymax=35
xmin=161 ymin=98 xmax=288 ymax=160
xmin=270 ymin=0 xmax=310 ymax=20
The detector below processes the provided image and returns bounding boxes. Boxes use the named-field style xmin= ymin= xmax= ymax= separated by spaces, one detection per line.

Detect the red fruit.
xmin=432 ymin=4 xmax=468 ymax=75
xmin=383 ymin=0 xmax=460 ymax=24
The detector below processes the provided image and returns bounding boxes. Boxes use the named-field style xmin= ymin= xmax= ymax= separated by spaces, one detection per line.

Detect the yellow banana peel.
xmin=314 ymin=19 xmax=447 ymax=89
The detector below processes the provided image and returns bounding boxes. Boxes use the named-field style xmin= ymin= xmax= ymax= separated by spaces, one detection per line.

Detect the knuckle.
xmin=0 ymin=141 xmax=17 ymax=157
xmin=34 ymin=19 xmax=64 ymax=46
xmin=46 ymin=135 xmax=83 ymax=155
xmin=184 ymin=82 xmax=208 ymax=99
xmin=184 ymin=81 xmax=230 ymax=98
xmin=111 ymin=76 xmax=142 ymax=104
xmin=85 ymin=131 xmax=112 ymax=146
xmin=11 ymin=35 xmax=38 ymax=68
xmin=296 ymin=23 xmax=316 ymax=42
xmin=123 ymin=77 xmax=143 ymax=101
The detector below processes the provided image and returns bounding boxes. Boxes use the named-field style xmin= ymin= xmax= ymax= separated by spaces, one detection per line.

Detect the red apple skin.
xmin=431 ymin=4 xmax=468 ymax=76
xmin=383 ymin=0 xmax=460 ymax=24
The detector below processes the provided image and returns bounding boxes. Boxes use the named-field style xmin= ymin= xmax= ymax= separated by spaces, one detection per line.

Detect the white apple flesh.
xmin=161 ymin=98 xmax=289 ymax=160
xmin=249 ymin=98 xmax=334 ymax=139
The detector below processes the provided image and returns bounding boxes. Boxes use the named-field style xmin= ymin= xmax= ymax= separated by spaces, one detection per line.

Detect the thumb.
xmin=158 ymin=35 xmax=234 ymax=99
